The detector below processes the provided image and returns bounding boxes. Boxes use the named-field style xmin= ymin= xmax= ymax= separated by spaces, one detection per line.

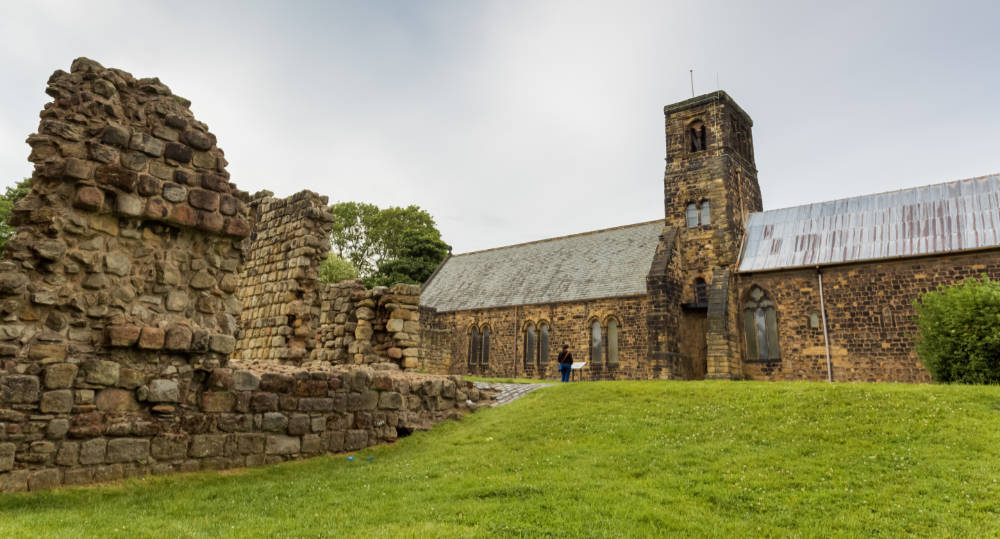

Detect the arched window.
xmin=591 ymin=320 xmax=603 ymax=365
xmin=686 ymin=203 xmax=699 ymax=228
xmin=688 ymin=120 xmax=706 ymax=152
xmin=743 ymin=287 xmax=780 ymax=361
xmin=469 ymin=327 xmax=480 ymax=366
xmin=538 ymin=323 xmax=549 ymax=365
xmin=693 ymin=277 xmax=709 ymax=306
xmin=523 ymin=323 xmax=536 ymax=367
xmin=700 ymin=200 xmax=710 ymax=226
xmin=607 ymin=319 xmax=618 ymax=366
xmin=481 ymin=325 xmax=490 ymax=365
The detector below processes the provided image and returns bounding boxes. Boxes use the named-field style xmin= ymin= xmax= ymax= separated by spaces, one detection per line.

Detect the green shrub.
xmin=319 ymin=253 xmax=359 ymax=284
xmin=913 ymin=275 xmax=1000 ymax=383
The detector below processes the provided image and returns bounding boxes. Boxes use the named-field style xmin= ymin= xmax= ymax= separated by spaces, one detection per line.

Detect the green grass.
xmin=3 ymin=381 xmax=1000 ymax=537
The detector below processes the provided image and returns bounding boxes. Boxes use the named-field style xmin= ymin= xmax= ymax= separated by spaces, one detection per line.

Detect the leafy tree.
xmin=328 ymin=202 xmax=449 ymax=287
xmin=913 ymin=275 xmax=1000 ymax=384
xmin=0 ymin=178 xmax=32 ymax=254
xmin=318 ymin=253 xmax=360 ymax=284
xmin=367 ymin=228 xmax=450 ymax=288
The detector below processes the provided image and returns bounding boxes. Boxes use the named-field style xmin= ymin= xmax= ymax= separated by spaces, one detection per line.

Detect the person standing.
xmin=557 ymin=344 xmax=573 ymax=382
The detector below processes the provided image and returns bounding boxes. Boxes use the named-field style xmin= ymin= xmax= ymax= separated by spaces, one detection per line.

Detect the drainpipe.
xmin=817 ymin=267 xmax=833 ymax=382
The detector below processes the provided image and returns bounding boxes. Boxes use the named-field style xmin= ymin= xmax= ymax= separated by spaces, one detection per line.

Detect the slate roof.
xmin=738 ymin=174 xmax=1000 ymax=272
xmin=421 ymin=220 xmax=665 ymax=312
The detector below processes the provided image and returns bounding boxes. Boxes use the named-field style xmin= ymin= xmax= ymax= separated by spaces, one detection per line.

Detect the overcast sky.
xmin=1 ymin=1 xmax=998 ymax=253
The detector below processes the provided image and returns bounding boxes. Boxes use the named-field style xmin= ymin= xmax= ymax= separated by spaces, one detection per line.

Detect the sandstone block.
xmin=219 ymin=194 xmax=238 ymax=215
xmin=129 ymin=133 xmax=165 ymax=157
xmin=94 ymin=165 xmax=138 ymax=192
xmin=0 ymin=442 xmax=14 ymax=472
xmin=137 ymin=174 xmax=161 ymax=196
xmin=209 ymin=334 xmax=236 ymax=354
xmin=144 ymin=197 xmax=170 ymax=220
xmin=165 ymin=291 xmax=188 ymax=311
xmin=55 ymin=440 xmax=78 ymax=464
xmin=262 ymin=412 xmax=288 ymax=432
xmin=148 ymin=379 xmax=179 ymax=403
xmin=232 ymin=370 xmax=260 ymax=391
xmin=198 ymin=210 xmax=224 ymax=232
xmin=40 ymin=389 xmax=74 ymax=414
xmin=201 ymin=173 xmax=228 ymax=192
xmin=115 ymin=193 xmax=144 ymax=217
xmin=201 ymin=391 xmax=235 ymax=412
xmin=104 ymin=251 xmax=130 ymax=276
xmin=107 ymin=325 xmax=141 ymax=347
xmin=64 ymin=157 xmax=94 ymax=180
xmin=182 ymin=129 xmax=214 ymax=151
xmin=188 ymin=188 xmax=220 ymax=211
xmin=79 ymin=438 xmax=107 ymax=465
xmin=164 ymin=326 xmax=192 ymax=352
xmin=164 ymin=142 xmax=193 ymax=163
xmin=190 ymin=270 xmax=215 ymax=289
xmin=387 ymin=347 xmax=403 ymax=360
xmin=96 ymin=388 xmax=139 ymax=412
xmin=224 ymin=217 xmax=251 ymax=238
xmin=151 ymin=435 xmax=189 ymax=460
xmin=236 ymin=433 xmax=265 ymax=455
xmin=101 ymin=124 xmax=130 ymax=147
xmin=107 ymin=438 xmax=149 ymax=463
xmin=265 ymin=435 xmax=300 ymax=455
xmin=189 ymin=434 xmax=226 ymax=458
xmin=44 ymin=363 xmax=78 ymax=389
xmin=2 ymin=374 xmax=40 ymax=403
xmin=356 ymin=307 xmax=375 ymax=320
xmin=378 ymin=392 xmax=403 ymax=410
xmin=47 ymin=418 xmax=69 ymax=439
xmin=345 ymin=430 xmax=368 ymax=451
xmin=33 ymin=239 xmax=67 ymax=260
xmin=28 ymin=343 xmax=66 ymax=363
xmin=162 ymin=182 xmax=187 ymax=203
xmin=28 ymin=469 xmax=62 ymax=491
xmin=0 ymin=272 xmax=28 ymax=294
xmin=138 ymin=327 xmax=165 ymax=350
xmin=386 ymin=319 xmax=405 ymax=332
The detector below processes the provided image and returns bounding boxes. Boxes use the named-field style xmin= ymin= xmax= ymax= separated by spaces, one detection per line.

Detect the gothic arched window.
xmin=469 ymin=327 xmax=481 ymax=366
xmin=481 ymin=325 xmax=490 ymax=365
xmin=524 ymin=323 xmax=536 ymax=367
xmin=686 ymin=203 xmax=699 ymax=228
xmin=591 ymin=320 xmax=603 ymax=365
xmin=743 ymin=287 xmax=780 ymax=361
xmin=607 ymin=319 xmax=619 ymax=366
xmin=538 ymin=323 xmax=549 ymax=365
xmin=700 ymin=200 xmax=711 ymax=226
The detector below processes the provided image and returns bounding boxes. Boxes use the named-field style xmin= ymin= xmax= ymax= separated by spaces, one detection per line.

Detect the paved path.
xmin=473 ymin=382 xmax=554 ymax=406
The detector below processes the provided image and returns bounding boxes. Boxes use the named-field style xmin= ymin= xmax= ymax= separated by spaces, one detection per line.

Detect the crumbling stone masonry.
xmin=0 ymin=59 xmax=492 ymax=492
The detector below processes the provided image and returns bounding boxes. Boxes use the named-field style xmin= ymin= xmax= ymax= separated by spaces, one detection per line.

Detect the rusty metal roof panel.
xmin=738 ymin=174 xmax=1000 ymax=272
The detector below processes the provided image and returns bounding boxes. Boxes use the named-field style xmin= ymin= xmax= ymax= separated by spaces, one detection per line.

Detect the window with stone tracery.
xmin=743 ymin=286 xmax=780 ymax=361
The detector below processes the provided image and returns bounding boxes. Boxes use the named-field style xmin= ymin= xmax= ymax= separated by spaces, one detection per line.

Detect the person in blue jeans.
xmin=557 ymin=344 xmax=573 ymax=382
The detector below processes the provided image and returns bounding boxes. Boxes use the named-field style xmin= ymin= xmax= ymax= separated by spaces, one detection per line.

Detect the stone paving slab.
xmin=473 ymin=382 xmax=554 ymax=406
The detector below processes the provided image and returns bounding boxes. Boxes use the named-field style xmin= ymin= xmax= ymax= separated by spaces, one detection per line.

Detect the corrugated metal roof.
xmin=738 ymin=174 xmax=1000 ymax=272
xmin=421 ymin=220 xmax=664 ymax=312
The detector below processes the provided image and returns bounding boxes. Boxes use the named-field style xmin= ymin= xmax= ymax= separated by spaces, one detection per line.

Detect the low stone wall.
xmin=0 ymin=363 xmax=492 ymax=492
xmin=312 ymin=281 xmax=422 ymax=368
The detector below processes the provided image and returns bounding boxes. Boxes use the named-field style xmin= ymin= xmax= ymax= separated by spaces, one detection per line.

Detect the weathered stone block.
xmin=64 ymin=157 xmax=94 ymax=180
xmin=2 ymin=374 xmax=40 ymax=403
xmin=162 ymin=182 xmax=187 ymax=203
xmin=96 ymin=388 xmax=139 ymax=412
xmin=148 ymin=379 xmax=179 ymax=403
xmin=201 ymin=391 xmax=235 ymax=412
xmin=0 ymin=442 xmax=15 ymax=472
xmin=118 ymin=368 xmax=144 ymax=389
xmin=209 ymin=334 xmax=236 ymax=354
xmin=190 ymin=270 xmax=215 ymax=289
xmin=40 ymin=389 xmax=74 ymax=413
xmin=55 ymin=440 xmax=78 ymax=465
xmin=165 ymin=326 xmax=193 ymax=351
xmin=95 ymin=165 xmax=138 ymax=192
xmin=287 ymin=414 xmax=310 ymax=436
xmin=251 ymin=392 xmax=278 ymax=412
xmin=223 ymin=217 xmax=251 ymax=238
xmin=79 ymin=438 xmax=107 ymax=465
xmin=198 ymin=210 xmax=224 ymax=232
xmin=165 ymin=291 xmax=189 ymax=312
xmin=104 ymin=251 xmax=130 ymax=276
xmin=182 ymin=129 xmax=214 ymax=151
xmin=87 ymin=360 xmax=120 ymax=385
xmin=189 ymin=434 xmax=226 ymax=458
xmin=107 ymin=438 xmax=149 ymax=463
xmin=164 ymin=142 xmax=193 ymax=163
xmin=107 ymin=325 xmax=141 ymax=347
xmin=378 ymin=392 xmax=403 ymax=410
xmin=138 ymin=327 xmax=165 ymax=350
xmin=262 ymin=412 xmax=288 ymax=432
xmin=28 ymin=343 xmax=66 ymax=363
xmin=151 ymin=434 xmax=189 ymax=460
xmin=265 ymin=435 xmax=300 ymax=455
xmin=345 ymin=430 xmax=368 ymax=451
xmin=188 ymin=189 xmax=220 ymax=211
xmin=47 ymin=418 xmax=69 ymax=439
xmin=232 ymin=370 xmax=260 ymax=391
xmin=236 ymin=433 xmax=265 ymax=455
xmin=28 ymin=469 xmax=62 ymax=491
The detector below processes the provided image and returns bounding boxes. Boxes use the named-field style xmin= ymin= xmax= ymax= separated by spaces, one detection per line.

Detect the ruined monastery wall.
xmin=0 ymin=59 xmax=492 ymax=493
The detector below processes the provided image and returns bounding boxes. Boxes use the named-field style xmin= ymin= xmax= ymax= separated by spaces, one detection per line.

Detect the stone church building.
xmin=420 ymin=91 xmax=1000 ymax=382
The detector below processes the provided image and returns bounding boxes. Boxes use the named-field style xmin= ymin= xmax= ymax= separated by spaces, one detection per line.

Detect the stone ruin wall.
xmin=234 ymin=190 xmax=332 ymax=364
xmin=0 ymin=59 xmax=492 ymax=493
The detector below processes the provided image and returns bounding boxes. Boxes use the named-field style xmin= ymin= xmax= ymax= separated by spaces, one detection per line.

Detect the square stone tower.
xmin=656 ymin=91 xmax=762 ymax=379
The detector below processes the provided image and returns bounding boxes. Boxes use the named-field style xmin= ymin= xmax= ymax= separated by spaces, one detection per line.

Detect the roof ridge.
xmin=451 ymin=219 xmax=664 ymax=257
xmin=752 ymin=173 xmax=1000 ymax=216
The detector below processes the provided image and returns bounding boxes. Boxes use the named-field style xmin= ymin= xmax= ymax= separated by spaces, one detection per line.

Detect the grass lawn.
xmin=2 ymin=381 xmax=999 ymax=537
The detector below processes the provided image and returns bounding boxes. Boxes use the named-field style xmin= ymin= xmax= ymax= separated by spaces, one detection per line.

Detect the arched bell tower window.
xmin=688 ymin=120 xmax=706 ymax=152
xmin=743 ymin=286 xmax=780 ymax=361
xmin=685 ymin=203 xmax=699 ymax=228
